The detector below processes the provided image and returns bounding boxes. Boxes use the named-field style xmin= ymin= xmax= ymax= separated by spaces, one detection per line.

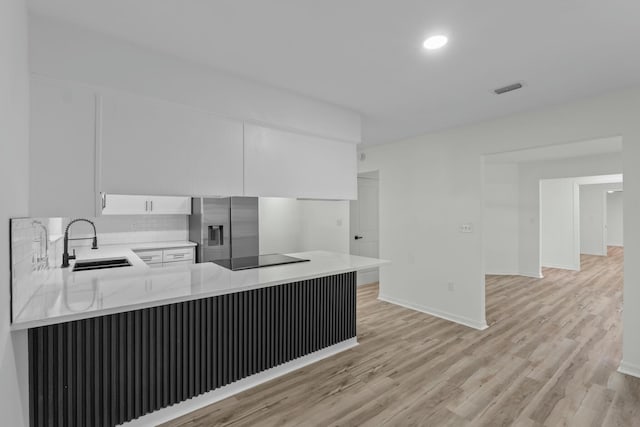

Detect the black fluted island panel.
xmin=28 ymin=271 xmax=356 ymax=427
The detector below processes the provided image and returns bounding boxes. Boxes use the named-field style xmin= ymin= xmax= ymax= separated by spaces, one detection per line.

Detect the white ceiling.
xmin=27 ymin=0 xmax=640 ymax=145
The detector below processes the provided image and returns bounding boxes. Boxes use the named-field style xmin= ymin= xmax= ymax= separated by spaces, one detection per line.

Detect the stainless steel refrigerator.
xmin=189 ymin=197 xmax=259 ymax=262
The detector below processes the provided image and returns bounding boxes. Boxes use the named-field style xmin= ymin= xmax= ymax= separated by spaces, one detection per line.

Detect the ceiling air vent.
xmin=494 ymin=82 xmax=523 ymax=95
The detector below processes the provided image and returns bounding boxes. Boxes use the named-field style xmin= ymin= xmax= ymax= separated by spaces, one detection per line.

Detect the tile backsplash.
xmin=10 ymin=217 xmax=64 ymax=319
xmin=67 ymin=215 xmax=189 ymax=247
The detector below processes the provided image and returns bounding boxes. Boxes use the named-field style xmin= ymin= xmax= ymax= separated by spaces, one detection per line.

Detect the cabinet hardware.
xmin=150 ymin=200 xmax=153 ymax=211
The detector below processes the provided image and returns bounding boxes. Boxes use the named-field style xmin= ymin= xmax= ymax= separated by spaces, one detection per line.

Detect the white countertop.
xmin=11 ymin=250 xmax=388 ymax=330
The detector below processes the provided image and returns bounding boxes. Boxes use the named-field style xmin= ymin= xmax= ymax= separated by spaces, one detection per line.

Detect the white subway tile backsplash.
xmin=67 ymin=215 xmax=188 ymax=248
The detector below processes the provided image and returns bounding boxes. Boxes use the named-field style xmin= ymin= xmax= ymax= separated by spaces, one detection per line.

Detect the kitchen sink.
xmin=72 ymin=257 xmax=132 ymax=272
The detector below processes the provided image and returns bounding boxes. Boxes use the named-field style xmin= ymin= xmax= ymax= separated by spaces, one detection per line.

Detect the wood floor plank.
xmin=163 ymin=247 xmax=640 ymax=427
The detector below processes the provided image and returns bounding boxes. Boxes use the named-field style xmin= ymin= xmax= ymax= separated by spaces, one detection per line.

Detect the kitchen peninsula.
xmin=14 ymin=249 xmax=387 ymax=427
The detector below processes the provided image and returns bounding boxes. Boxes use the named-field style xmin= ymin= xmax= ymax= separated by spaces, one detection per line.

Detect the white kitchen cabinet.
xmin=100 ymin=92 xmax=244 ymax=197
xmin=134 ymin=249 xmax=163 ymax=265
xmin=148 ymin=195 xmax=192 ymax=214
xmin=162 ymin=247 xmax=194 ymax=263
xmin=134 ymin=247 xmax=195 ymax=267
xmin=243 ymin=124 xmax=357 ymax=200
xmin=30 ymin=77 xmax=98 ymax=217
xmin=101 ymin=194 xmax=191 ymax=215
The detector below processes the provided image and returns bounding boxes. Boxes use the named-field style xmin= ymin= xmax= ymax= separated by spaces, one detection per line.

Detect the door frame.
xmin=350 ymin=170 xmax=380 ymax=286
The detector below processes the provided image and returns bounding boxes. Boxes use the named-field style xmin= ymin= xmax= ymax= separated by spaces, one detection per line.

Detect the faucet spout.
xmin=61 ymin=218 xmax=99 ymax=268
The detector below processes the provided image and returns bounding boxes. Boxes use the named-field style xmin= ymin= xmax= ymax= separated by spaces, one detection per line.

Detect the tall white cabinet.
xmin=100 ymin=92 xmax=244 ymax=197
xmin=29 ymin=79 xmax=359 ymax=218
xmin=29 ymin=77 xmax=98 ymax=218
xmin=244 ymin=124 xmax=357 ymax=200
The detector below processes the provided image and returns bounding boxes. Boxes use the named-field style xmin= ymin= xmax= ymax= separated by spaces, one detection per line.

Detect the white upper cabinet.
xmin=30 ymin=77 xmax=98 ymax=217
xmin=100 ymin=92 xmax=244 ymax=197
xmin=101 ymin=194 xmax=149 ymax=215
xmin=243 ymin=124 xmax=357 ymax=200
xmin=101 ymin=194 xmax=191 ymax=215
xmin=147 ymin=195 xmax=191 ymax=214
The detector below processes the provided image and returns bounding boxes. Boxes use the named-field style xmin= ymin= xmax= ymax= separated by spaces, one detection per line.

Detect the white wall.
xmin=580 ymin=183 xmax=622 ymax=255
xmin=483 ymin=154 xmax=622 ymax=276
xmin=258 ymin=198 xmax=349 ymax=255
xmin=607 ymin=191 xmax=624 ymax=246
xmin=259 ymin=198 xmax=302 ymax=254
xmin=540 ymin=179 xmax=580 ymax=270
xmin=300 ymin=200 xmax=350 ymax=254
xmin=29 ymin=14 xmax=360 ymax=143
xmin=0 ymin=0 xmax=30 ymax=425
xmin=483 ymin=163 xmax=519 ymax=275
xmin=358 ymin=87 xmax=640 ymax=370
xmin=580 ymin=185 xmax=606 ymax=256
xmin=518 ymin=153 xmax=622 ymax=276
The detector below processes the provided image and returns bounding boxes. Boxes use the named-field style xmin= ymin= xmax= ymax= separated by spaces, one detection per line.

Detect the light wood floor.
xmin=164 ymin=247 xmax=640 ymax=426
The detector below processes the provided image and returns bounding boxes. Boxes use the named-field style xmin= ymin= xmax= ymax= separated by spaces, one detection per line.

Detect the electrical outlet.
xmin=459 ymin=223 xmax=473 ymax=233
xmin=336 ymin=219 xmax=343 ymax=226
xmin=447 ymin=282 xmax=455 ymax=292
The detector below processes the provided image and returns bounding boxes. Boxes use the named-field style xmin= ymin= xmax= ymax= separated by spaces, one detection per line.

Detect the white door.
xmin=350 ymin=173 xmax=379 ymax=285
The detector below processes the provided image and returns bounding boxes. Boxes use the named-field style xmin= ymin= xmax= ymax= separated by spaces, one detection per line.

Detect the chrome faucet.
xmin=61 ymin=218 xmax=98 ymax=268
xmin=32 ymin=220 xmax=49 ymax=270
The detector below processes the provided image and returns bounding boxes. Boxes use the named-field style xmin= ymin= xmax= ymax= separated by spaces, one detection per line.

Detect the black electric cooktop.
xmin=211 ymin=254 xmax=310 ymax=271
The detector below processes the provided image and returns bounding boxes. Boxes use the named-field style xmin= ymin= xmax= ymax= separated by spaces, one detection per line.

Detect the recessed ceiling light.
xmin=423 ymin=35 xmax=448 ymax=50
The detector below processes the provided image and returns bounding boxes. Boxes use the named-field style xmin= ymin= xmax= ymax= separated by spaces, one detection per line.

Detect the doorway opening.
xmin=481 ymin=136 xmax=625 ymax=373
xmin=350 ymin=171 xmax=379 ymax=286
xmin=539 ymin=174 xmax=623 ymax=272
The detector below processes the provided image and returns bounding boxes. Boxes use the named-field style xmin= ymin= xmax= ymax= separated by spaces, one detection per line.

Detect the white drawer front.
xmin=163 ymin=248 xmax=194 ymax=263
xmin=134 ymin=249 xmax=163 ymax=265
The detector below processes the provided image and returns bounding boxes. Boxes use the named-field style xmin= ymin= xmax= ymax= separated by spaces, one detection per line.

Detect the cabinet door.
xmin=30 ymin=77 xmax=97 ymax=217
xmin=101 ymin=194 xmax=149 ymax=215
xmin=244 ymin=124 xmax=357 ymax=199
xmin=162 ymin=247 xmax=194 ymax=263
xmin=148 ymin=196 xmax=191 ymax=215
xmin=134 ymin=249 xmax=163 ymax=265
xmin=100 ymin=92 xmax=244 ymax=196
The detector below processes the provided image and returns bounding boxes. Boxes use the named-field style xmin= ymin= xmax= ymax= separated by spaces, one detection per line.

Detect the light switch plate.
xmin=459 ymin=223 xmax=473 ymax=233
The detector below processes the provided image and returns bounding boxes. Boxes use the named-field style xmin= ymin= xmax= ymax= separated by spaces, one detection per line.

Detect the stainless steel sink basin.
xmin=72 ymin=257 xmax=132 ymax=272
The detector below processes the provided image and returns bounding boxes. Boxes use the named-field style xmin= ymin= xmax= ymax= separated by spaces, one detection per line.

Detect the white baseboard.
xmin=120 ymin=338 xmax=359 ymax=427
xmin=541 ymin=263 xmax=580 ymax=271
xmin=485 ymin=270 xmax=544 ymax=279
xmin=618 ymin=360 xmax=640 ymax=379
xmin=520 ymin=271 xmax=544 ymax=279
xmin=378 ymin=294 xmax=488 ymax=330
xmin=484 ymin=270 xmax=520 ymax=276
